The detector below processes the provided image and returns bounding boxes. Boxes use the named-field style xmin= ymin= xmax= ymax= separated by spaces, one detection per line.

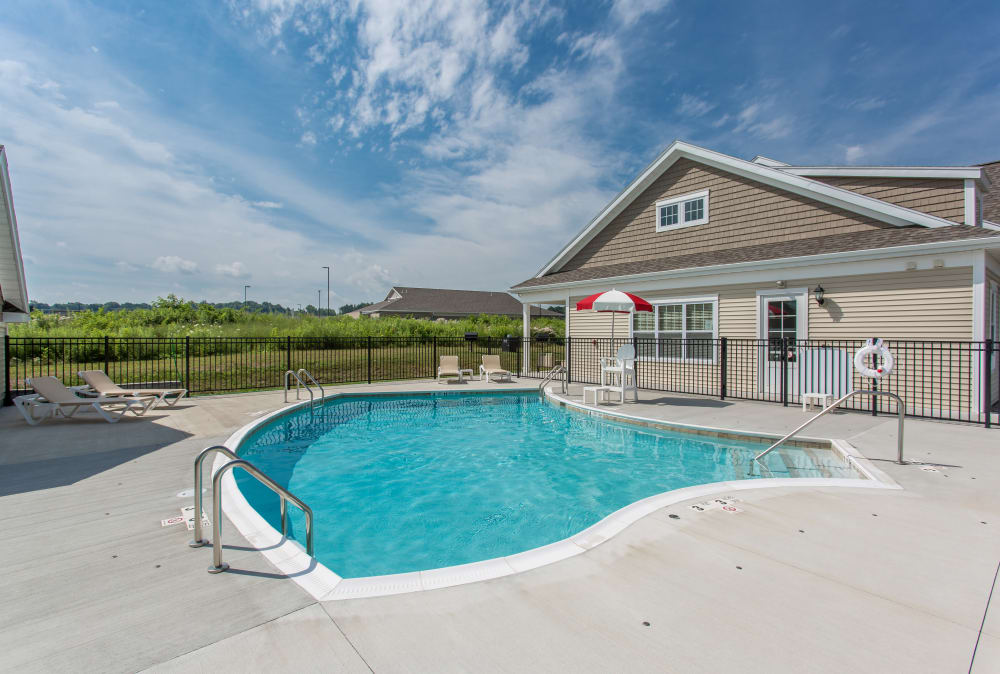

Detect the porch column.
xmin=522 ymin=303 xmax=531 ymax=375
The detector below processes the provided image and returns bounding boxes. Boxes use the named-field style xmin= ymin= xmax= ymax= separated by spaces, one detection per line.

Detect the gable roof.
xmin=359 ymin=286 xmax=561 ymax=317
xmin=535 ymin=141 xmax=984 ymax=280
xmin=513 ymin=225 xmax=1000 ymax=290
xmin=0 ymin=146 xmax=29 ymax=318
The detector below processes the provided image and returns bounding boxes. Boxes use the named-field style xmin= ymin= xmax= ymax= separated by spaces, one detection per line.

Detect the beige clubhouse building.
xmin=510 ymin=141 xmax=1000 ymax=413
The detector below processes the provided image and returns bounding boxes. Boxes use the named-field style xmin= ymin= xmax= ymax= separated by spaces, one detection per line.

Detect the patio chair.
xmin=14 ymin=376 xmax=155 ymax=426
xmin=479 ymin=354 xmax=512 ymax=383
xmin=437 ymin=355 xmax=466 ymax=383
xmin=78 ymin=370 xmax=187 ymax=409
xmin=599 ymin=344 xmax=638 ymax=402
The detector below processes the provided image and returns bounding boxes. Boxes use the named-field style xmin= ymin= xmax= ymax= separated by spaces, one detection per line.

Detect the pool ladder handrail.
xmin=189 ymin=445 xmax=315 ymax=574
xmin=284 ymin=368 xmax=324 ymax=408
xmin=538 ymin=362 xmax=568 ymax=395
xmin=753 ymin=389 xmax=905 ymax=465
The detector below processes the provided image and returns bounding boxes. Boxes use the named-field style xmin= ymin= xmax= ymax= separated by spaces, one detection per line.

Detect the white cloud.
xmin=214 ymin=261 xmax=247 ymax=277
xmin=90 ymin=45 xmax=99 ymax=53
xmin=610 ymin=0 xmax=672 ymax=27
xmin=299 ymin=130 xmax=317 ymax=146
xmin=152 ymin=256 xmax=199 ymax=274
xmin=845 ymin=145 xmax=865 ymax=163
xmin=251 ymin=200 xmax=283 ymax=209
xmin=846 ymin=96 xmax=887 ymax=112
xmin=676 ymin=94 xmax=715 ymax=118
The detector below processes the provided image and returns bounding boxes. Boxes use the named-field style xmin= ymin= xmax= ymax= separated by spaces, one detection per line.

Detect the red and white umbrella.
xmin=576 ymin=289 xmax=653 ymax=341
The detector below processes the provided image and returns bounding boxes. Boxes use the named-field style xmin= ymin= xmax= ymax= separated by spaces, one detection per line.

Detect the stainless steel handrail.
xmin=207 ymin=459 xmax=314 ymax=574
xmin=296 ymin=369 xmax=325 ymax=403
xmin=538 ymin=363 xmax=568 ymax=395
xmin=189 ymin=445 xmax=239 ymax=548
xmin=753 ymin=389 xmax=905 ymax=465
xmin=284 ymin=369 xmax=314 ymax=405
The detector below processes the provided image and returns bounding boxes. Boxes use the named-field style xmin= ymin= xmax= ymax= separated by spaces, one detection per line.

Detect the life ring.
xmin=854 ymin=338 xmax=894 ymax=379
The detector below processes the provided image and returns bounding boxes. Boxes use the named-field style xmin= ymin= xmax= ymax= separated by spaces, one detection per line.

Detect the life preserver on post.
xmin=854 ymin=338 xmax=894 ymax=379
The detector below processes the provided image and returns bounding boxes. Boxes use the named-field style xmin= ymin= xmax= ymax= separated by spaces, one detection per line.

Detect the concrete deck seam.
xmin=320 ymin=604 xmax=377 ymax=674
xmin=140 ymin=601 xmax=323 ymax=671
xmin=969 ymin=557 xmax=1000 ymax=673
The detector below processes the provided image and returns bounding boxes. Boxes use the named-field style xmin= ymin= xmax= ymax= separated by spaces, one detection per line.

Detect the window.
xmin=655 ymin=190 xmax=709 ymax=232
xmin=632 ymin=299 xmax=717 ymax=361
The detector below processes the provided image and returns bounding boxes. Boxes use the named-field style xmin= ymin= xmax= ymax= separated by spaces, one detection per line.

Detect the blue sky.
xmin=2 ymin=0 xmax=999 ymax=307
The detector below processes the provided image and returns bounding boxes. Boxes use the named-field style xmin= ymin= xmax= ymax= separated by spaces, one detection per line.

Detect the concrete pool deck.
xmin=0 ymin=380 xmax=997 ymax=672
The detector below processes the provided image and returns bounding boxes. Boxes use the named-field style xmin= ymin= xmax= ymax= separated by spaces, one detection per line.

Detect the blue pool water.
xmin=235 ymin=391 xmax=860 ymax=578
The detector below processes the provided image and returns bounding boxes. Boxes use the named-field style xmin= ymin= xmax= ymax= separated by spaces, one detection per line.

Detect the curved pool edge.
xmin=214 ymin=387 xmax=902 ymax=602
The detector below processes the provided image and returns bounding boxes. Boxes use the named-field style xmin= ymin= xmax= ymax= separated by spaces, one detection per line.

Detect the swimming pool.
xmin=233 ymin=391 xmax=863 ymax=579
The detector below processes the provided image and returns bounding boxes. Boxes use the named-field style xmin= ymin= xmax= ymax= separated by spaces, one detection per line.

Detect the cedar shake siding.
xmin=560 ymin=159 xmax=896 ymax=273
xmin=981 ymin=160 xmax=1000 ymax=222
xmin=811 ymin=176 xmax=966 ymax=224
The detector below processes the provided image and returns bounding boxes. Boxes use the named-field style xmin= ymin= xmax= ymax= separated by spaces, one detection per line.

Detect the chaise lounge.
xmin=78 ymin=370 xmax=187 ymax=409
xmin=479 ymin=354 xmax=512 ymax=382
xmin=437 ymin=355 xmax=468 ymax=383
xmin=14 ymin=376 xmax=156 ymax=425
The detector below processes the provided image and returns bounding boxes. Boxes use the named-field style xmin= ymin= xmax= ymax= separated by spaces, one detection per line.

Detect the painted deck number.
xmin=163 ymin=506 xmax=210 ymax=529
xmin=688 ymin=498 xmax=742 ymax=514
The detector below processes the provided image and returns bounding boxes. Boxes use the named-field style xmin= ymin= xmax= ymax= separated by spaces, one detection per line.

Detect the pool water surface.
xmin=235 ymin=391 xmax=861 ymax=578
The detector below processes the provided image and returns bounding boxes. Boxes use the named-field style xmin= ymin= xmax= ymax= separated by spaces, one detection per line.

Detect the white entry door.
xmin=758 ymin=290 xmax=808 ymax=396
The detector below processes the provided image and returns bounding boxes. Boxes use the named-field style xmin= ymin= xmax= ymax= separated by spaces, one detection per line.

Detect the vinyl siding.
xmin=0 ymin=323 xmax=6 ymax=402
xmin=561 ymin=158 xmax=896 ymax=273
xmin=811 ymin=176 xmax=966 ymax=224
xmin=569 ymin=267 xmax=972 ymax=341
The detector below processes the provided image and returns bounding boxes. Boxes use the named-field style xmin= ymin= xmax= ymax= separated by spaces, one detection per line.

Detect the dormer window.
xmin=655 ymin=190 xmax=709 ymax=232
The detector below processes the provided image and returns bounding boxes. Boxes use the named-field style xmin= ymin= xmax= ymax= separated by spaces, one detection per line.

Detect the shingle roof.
xmin=360 ymin=287 xmax=561 ymax=316
xmin=512 ymin=225 xmax=1000 ymax=289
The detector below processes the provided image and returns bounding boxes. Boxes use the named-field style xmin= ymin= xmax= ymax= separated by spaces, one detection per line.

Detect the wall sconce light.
xmin=775 ymin=280 xmax=786 ymax=289
xmin=813 ymin=284 xmax=825 ymax=306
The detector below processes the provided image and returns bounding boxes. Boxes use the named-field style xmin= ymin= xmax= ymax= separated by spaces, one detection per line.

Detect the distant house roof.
xmin=0 ymin=145 xmax=29 ymax=320
xmin=512 ymin=225 xmax=1000 ymax=289
xmin=359 ymin=287 xmax=561 ymax=317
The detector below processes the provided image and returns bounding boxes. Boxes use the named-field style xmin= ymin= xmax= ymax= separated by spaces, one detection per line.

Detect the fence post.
xmin=985 ymin=339 xmax=993 ymax=428
xmin=566 ymin=337 xmax=571 ymax=384
xmin=3 ymin=334 xmax=11 ymax=406
xmin=871 ymin=337 xmax=879 ymax=417
xmin=367 ymin=336 xmax=372 ymax=384
xmin=719 ymin=337 xmax=728 ymax=400
xmin=433 ymin=336 xmax=437 ymax=378
xmin=780 ymin=337 xmax=788 ymax=407
xmin=185 ymin=336 xmax=191 ymax=393
xmin=103 ymin=335 xmax=110 ymax=375
xmin=632 ymin=334 xmax=639 ymax=390
xmin=286 ymin=336 xmax=292 ymax=375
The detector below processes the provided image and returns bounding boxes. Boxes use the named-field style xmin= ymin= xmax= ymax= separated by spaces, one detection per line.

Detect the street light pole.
xmin=322 ymin=266 xmax=330 ymax=316
xmin=317 ymin=289 xmax=321 ymax=316
xmin=243 ymin=285 xmax=251 ymax=310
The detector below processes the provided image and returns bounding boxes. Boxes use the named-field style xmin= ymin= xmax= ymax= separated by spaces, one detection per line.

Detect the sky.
xmin=2 ymin=0 xmax=999 ymax=308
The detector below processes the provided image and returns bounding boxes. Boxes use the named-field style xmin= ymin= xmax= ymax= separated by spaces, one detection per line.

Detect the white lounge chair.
xmin=14 ymin=376 xmax=155 ymax=426
xmin=437 ymin=355 xmax=466 ymax=383
xmin=479 ymin=354 xmax=512 ymax=382
xmin=599 ymin=344 xmax=638 ymax=402
xmin=78 ymin=370 xmax=187 ymax=409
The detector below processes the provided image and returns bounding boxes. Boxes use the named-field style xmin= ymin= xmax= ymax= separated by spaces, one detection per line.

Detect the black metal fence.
xmin=4 ymin=335 xmax=995 ymax=426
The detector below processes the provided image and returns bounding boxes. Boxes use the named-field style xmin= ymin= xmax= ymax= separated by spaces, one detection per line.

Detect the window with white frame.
xmin=632 ymin=300 xmax=717 ymax=361
xmin=655 ymin=190 xmax=709 ymax=232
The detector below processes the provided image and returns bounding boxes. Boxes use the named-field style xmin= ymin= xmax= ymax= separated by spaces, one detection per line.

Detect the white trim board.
xmin=512 ymin=238 xmax=991 ymax=301
xmin=534 ymin=141 xmax=968 ymax=279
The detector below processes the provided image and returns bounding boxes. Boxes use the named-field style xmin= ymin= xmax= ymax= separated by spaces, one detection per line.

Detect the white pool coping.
xmin=214 ymin=386 xmax=901 ymax=601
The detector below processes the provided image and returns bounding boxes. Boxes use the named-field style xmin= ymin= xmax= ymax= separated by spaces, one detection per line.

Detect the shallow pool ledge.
xmin=213 ymin=386 xmax=901 ymax=601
